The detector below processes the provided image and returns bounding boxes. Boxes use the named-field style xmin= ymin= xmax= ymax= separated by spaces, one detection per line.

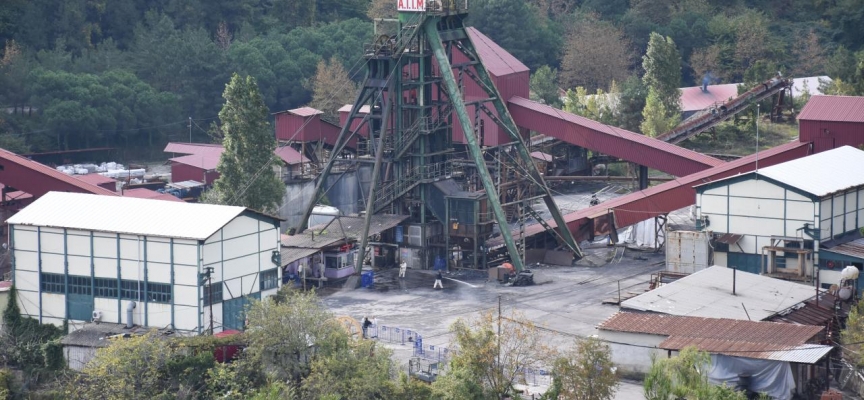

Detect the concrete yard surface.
xmin=319 ymin=247 xmax=665 ymax=396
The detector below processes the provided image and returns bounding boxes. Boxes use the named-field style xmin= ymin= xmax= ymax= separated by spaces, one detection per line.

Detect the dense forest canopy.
xmin=1 ymin=0 xmax=863 ymax=155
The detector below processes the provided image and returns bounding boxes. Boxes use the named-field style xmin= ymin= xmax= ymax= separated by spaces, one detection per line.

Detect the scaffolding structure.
xmin=292 ymin=0 xmax=581 ymax=274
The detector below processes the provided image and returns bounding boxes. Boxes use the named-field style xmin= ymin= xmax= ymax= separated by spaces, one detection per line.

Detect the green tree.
xmin=842 ymin=297 xmax=864 ymax=367
xmin=617 ymin=76 xmax=648 ymax=132
xmin=307 ymin=57 xmax=358 ymax=123
xmin=67 ymin=331 xmax=216 ymax=400
xmin=640 ymin=88 xmax=680 ymax=137
xmin=468 ymin=0 xmax=563 ymax=70
xmin=563 ymin=87 xmax=617 ymax=125
xmin=551 ymin=337 xmax=618 ymax=400
xmin=642 ymin=32 xmax=682 ymax=116
xmin=204 ymin=73 xmax=284 ymax=213
xmin=431 ymin=310 xmax=553 ymax=399
xmin=530 ymin=65 xmax=562 ymax=107
xmin=644 ymin=347 xmax=746 ymax=400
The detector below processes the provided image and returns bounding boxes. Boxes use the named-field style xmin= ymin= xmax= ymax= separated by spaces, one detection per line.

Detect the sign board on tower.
xmin=398 ymin=0 xmax=426 ymax=12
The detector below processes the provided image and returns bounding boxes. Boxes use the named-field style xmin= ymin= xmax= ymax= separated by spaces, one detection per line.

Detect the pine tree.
xmin=640 ymin=88 xmax=680 ymax=137
xmin=204 ymin=73 xmax=284 ymax=213
xmin=530 ymin=65 xmax=562 ymax=107
xmin=642 ymin=32 xmax=682 ymax=116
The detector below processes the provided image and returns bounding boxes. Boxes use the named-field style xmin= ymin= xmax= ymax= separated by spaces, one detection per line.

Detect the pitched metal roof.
xmin=530 ymin=151 xmax=553 ymax=162
xmin=599 ymin=311 xmax=828 ymax=363
xmin=74 ymin=173 xmax=117 ymax=186
xmin=754 ymin=145 xmax=864 ymax=197
xmin=620 ymin=266 xmax=822 ymax=321
xmin=121 ymin=188 xmax=184 ymax=202
xmin=658 ymin=337 xmax=832 ymax=364
xmin=285 ymin=107 xmax=324 ymax=117
xmin=163 ymin=142 xmax=224 ymax=155
xmin=797 ymin=95 xmax=864 ymax=122
xmin=466 ymin=27 xmax=529 ymax=76
xmin=680 ymin=84 xmax=739 ymax=113
xmin=0 ymin=147 xmax=119 ymax=197
xmin=280 ymin=247 xmax=321 ymax=266
xmin=338 ymin=104 xmax=371 ymax=113
xmin=169 ymin=153 xmax=221 ymax=171
xmin=822 ymin=237 xmax=864 ymax=260
xmin=165 ymin=142 xmax=308 ymax=167
xmin=6 ymin=191 xmax=274 ymax=240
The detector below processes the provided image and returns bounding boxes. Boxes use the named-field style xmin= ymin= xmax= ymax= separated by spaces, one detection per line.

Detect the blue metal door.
xmin=222 ymin=293 xmax=260 ymax=331
xmin=67 ymin=293 xmax=94 ymax=321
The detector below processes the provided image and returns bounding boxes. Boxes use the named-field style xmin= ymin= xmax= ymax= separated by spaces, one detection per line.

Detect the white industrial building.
xmin=8 ymin=192 xmax=282 ymax=334
xmin=695 ymin=146 xmax=864 ymax=288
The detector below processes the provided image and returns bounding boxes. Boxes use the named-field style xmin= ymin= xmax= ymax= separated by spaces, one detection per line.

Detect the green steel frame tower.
xmin=294 ymin=0 xmax=582 ymax=273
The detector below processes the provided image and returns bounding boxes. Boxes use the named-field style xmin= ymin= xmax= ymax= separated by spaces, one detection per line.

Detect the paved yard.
xmin=318 ymin=247 xmax=664 ymax=397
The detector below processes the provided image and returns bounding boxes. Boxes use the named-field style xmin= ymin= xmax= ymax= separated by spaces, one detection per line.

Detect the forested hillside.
xmin=0 ymin=0 xmax=862 ymax=156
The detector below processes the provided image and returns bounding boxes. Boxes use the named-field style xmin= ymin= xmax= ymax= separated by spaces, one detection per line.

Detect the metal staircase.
xmin=372 ymin=161 xmax=454 ymax=213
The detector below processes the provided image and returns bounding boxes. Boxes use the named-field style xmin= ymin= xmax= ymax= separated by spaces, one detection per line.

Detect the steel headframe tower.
xmin=294 ymin=0 xmax=582 ymax=273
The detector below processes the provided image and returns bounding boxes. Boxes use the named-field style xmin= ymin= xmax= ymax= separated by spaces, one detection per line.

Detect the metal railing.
xmin=372 ymin=160 xmax=454 ymax=212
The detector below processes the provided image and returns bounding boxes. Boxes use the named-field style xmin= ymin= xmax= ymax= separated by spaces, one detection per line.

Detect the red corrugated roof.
xmin=599 ymin=311 xmax=822 ymax=360
xmin=680 ymin=84 xmax=739 ymax=112
xmin=0 ymin=147 xmax=119 ymax=197
xmin=164 ymin=142 xmax=308 ymax=166
xmin=74 ymin=174 xmax=117 ymax=186
xmin=508 ymin=97 xmax=724 ymax=177
xmin=797 ymin=95 xmax=864 ymax=122
xmin=599 ymin=311 xmax=821 ymax=341
xmin=487 ymin=140 xmax=811 ymax=248
xmin=466 ymin=27 xmax=529 ymax=77
xmin=170 ymin=153 xmax=221 ymax=171
xmin=274 ymin=146 xmax=310 ymax=165
xmin=122 ymin=188 xmax=184 ymax=202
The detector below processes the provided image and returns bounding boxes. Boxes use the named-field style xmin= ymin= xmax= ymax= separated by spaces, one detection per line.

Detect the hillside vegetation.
xmin=0 ymin=0 xmax=862 ymax=156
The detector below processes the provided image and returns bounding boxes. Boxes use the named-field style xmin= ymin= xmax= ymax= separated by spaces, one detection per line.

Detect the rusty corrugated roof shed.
xmin=797 ymin=95 xmax=864 ymax=122
xmin=599 ymin=311 xmax=829 ymax=362
xmin=823 ymin=237 xmax=864 ymax=260
xmin=466 ymin=27 xmax=529 ymax=77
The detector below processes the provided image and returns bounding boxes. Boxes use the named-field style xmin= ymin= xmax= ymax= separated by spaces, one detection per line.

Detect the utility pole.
xmin=497 ymin=295 xmax=502 ymax=398
xmin=205 ymin=266 xmax=214 ymax=334
xmin=188 ymin=117 xmax=193 ymax=143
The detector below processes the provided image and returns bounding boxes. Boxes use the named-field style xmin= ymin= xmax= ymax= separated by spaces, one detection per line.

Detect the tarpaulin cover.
xmin=708 ymin=355 xmax=794 ymax=400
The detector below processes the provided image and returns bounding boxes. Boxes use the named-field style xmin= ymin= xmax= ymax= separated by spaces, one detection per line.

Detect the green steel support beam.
xmin=424 ymin=22 xmax=525 ymax=272
xmin=461 ymin=44 xmax=583 ymax=259
xmin=356 ymin=77 xmax=395 ymax=275
xmin=292 ymin=86 xmax=372 ymax=235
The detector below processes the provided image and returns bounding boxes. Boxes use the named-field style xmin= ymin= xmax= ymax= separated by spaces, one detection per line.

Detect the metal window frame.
xmin=93 ymin=277 xmax=118 ymax=298
xmin=40 ymin=272 xmax=65 ymax=294
xmin=259 ymin=269 xmax=279 ymax=291
xmin=203 ymin=282 xmax=223 ymax=306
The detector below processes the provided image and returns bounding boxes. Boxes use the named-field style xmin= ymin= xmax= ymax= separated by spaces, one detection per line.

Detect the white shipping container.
xmin=666 ymin=230 xmax=711 ymax=274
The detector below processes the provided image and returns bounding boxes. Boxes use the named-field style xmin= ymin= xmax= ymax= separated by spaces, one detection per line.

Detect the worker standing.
xmin=399 ymin=260 xmax=407 ymax=278
xmin=433 ymin=270 xmax=444 ymax=289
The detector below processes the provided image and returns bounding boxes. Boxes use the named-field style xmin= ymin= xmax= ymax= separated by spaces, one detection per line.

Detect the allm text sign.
xmin=398 ymin=0 xmax=426 ymax=12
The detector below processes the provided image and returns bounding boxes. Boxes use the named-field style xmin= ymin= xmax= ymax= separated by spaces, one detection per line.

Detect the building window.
xmin=68 ymin=275 xmax=92 ymax=296
xmin=147 ymin=283 xmax=172 ymax=304
xmin=204 ymin=282 xmax=223 ymax=306
xmin=260 ymin=269 xmax=279 ymax=291
xmin=120 ymin=280 xmax=141 ymax=300
xmin=40 ymin=273 xmax=65 ymax=294
xmin=94 ymin=278 xmax=118 ymax=298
